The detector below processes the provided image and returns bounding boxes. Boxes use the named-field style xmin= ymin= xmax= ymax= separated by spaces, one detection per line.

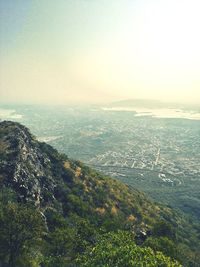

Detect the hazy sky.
xmin=0 ymin=0 xmax=200 ymax=105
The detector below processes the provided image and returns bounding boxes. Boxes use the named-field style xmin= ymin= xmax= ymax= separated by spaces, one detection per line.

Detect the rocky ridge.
xmin=0 ymin=121 xmax=56 ymax=205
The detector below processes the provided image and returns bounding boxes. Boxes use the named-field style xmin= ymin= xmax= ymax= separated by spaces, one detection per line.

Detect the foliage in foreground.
xmin=77 ymin=231 xmax=182 ymax=267
xmin=0 ymin=202 xmax=45 ymax=267
xmin=0 ymin=201 xmax=183 ymax=267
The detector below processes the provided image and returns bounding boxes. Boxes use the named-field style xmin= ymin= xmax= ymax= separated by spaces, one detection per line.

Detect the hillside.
xmin=0 ymin=121 xmax=200 ymax=267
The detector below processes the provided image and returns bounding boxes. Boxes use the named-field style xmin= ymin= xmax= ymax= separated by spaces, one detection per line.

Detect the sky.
xmin=0 ymin=0 xmax=200 ymax=105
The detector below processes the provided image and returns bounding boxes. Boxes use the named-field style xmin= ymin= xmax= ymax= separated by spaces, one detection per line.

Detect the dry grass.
xmin=95 ymin=207 xmax=106 ymax=215
xmin=127 ymin=214 xmax=136 ymax=222
xmin=75 ymin=167 xmax=81 ymax=177
xmin=111 ymin=206 xmax=118 ymax=215
xmin=63 ymin=161 xmax=70 ymax=169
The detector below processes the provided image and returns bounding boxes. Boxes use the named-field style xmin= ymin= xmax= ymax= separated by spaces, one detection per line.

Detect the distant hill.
xmin=0 ymin=121 xmax=199 ymax=266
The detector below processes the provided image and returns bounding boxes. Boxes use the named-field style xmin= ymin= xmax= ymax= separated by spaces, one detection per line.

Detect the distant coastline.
xmin=102 ymin=107 xmax=200 ymax=120
xmin=0 ymin=108 xmax=23 ymax=120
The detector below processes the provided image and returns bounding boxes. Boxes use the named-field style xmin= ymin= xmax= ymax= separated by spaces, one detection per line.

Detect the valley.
xmin=1 ymin=104 xmax=200 ymax=220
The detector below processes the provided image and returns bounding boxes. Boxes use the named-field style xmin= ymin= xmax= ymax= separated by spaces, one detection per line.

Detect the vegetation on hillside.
xmin=0 ymin=121 xmax=200 ymax=266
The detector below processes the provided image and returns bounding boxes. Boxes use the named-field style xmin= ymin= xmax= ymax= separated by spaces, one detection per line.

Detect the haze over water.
xmin=102 ymin=107 xmax=200 ymax=120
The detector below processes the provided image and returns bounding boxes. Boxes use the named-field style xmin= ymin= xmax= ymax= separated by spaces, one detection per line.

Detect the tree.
xmin=76 ymin=231 xmax=182 ymax=267
xmin=0 ymin=202 xmax=45 ymax=267
xmin=152 ymin=221 xmax=175 ymax=239
xmin=143 ymin=237 xmax=178 ymax=260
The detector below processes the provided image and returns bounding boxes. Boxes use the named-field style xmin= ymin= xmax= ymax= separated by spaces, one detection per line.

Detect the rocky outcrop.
xmin=0 ymin=121 xmax=56 ymax=206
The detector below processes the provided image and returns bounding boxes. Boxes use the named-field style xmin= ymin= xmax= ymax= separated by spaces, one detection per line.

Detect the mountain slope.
xmin=0 ymin=121 xmax=199 ymax=266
